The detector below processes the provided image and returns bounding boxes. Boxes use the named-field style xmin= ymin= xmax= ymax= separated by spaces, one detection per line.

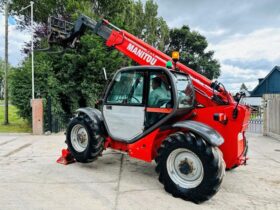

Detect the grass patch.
xmin=0 ymin=105 xmax=31 ymax=133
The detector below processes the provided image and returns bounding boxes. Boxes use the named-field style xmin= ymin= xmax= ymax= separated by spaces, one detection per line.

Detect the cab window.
xmin=106 ymin=71 xmax=144 ymax=105
xmin=148 ymin=72 xmax=172 ymax=107
xmin=145 ymin=71 xmax=172 ymax=129
xmin=173 ymin=73 xmax=194 ymax=108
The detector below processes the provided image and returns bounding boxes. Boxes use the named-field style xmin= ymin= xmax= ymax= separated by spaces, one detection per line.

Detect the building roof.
xmin=240 ymin=89 xmax=251 ymax=96
xmin=240 ymin=97 xmax=262 ymax=106
xmin=250 ymin=66 xmax=280 ymax=97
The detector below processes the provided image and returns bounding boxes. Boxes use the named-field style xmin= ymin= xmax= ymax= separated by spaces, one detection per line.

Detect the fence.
xmin=44 ymin=97 xmax=71 ymax=133
xmin=248 ymin=106 xmax=263 ymax=134
xmin=263 ymin=94 xmax=280 ymax=139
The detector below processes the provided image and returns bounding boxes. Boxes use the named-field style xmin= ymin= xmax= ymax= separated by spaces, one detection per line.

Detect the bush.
xmin=10 ymin=53 xmax=63 ymax=122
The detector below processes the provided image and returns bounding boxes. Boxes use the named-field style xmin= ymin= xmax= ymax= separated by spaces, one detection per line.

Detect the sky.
xmin=0 ymin=13 xmax=30 ymax=67
xmin=1 ymin=0 xmax=280 ymax=92
xmin=153 ymin=0 xmax=280 ymax=91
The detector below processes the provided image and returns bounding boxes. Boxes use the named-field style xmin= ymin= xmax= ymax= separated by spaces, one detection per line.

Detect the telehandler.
xmin=48 ymin=15 xmax=250 ymax=203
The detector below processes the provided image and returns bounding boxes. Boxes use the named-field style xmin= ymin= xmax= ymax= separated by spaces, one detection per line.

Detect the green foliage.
xmin=166 ymin=26 xmax=221 ymax=79
xmin=3 ymin=0 xmax=60 ymax=26
xmin=0 ymin=59 xmax=4 ymax=82
xmin=10 ymin=53 xmax=62 ymax=121
xmin=48 ymin=34 xmax=124 ymax=114
xmin=8 ymin=0 xmax=171 ymax=121
xmin=0 ymin=59 xmax=4 ymax=99
xmin=7 ymin=0 xmax=220 ymax=125
xmin=0 ymin=105 xmax=31 ymax=133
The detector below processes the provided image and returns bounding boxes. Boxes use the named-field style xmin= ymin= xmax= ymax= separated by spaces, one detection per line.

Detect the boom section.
xmin=48 ymin=15 xmax=234 ymax=107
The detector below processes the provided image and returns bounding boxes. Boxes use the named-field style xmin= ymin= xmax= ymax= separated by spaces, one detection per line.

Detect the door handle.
xmin=106 ymin=105 xmax=112 ymax=110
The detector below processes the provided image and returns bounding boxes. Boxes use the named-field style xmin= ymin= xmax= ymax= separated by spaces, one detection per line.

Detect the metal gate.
xmin=248 ymin=108 xmax=263 ymax=133
xmin=44 ymin=97 xmax=70 ymax=133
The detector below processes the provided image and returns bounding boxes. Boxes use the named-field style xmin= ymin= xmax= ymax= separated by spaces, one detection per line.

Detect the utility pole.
xmin=31 ymin=1 xmax=34 ymax=99
xmin=21 ymin=1 xmax=42 ymax=134
xmin=4 ymin=2 xmax=9 ymax=125
xmin=20 ymin=1 xmax=34 ymax=99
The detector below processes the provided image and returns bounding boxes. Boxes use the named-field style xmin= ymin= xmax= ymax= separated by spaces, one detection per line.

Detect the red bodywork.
xmin=98 ymin=24 xmax=251 ymax=169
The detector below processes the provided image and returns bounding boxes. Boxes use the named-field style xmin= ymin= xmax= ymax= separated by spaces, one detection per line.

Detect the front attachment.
xmin=47 ymin=16 xmax=75 ymax=47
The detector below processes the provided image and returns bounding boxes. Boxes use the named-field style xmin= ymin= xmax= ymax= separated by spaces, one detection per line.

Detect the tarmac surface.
xmin=0 ymin=133 xmax=279 ymax=210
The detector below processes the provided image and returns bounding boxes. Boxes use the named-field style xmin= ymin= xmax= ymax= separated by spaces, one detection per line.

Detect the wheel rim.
xmin=70 ymin=124 xmax=89 ymax=152
xmin=167 ymin=148 xmax=204 ymax=188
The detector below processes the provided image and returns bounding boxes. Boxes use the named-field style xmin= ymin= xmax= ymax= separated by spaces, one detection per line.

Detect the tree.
xmin=8 ymin=0 xmax=219 ymax=125
xmin=166 ymin=26 xmax=220 ymax=80
xmin=8 ymin=0 xmax=169 ymax=120
xmin=48 ymin=34 xmax=125 ymax=115
xmin=1 ymin=0 xmax=62 ymax=28
xmin=90 ymin=0 xmax=169 ymax=51
xmin=9 ymin=53 xmax=62 ymax=122
xmin=141 ymin=0 xmax=169 ymax=51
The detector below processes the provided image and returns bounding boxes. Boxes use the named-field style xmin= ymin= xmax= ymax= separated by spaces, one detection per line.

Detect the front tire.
xmin=66 ymin=115 xmax=104 ymax=163
xmin=155 ymin=132 xmax=225 ymax=203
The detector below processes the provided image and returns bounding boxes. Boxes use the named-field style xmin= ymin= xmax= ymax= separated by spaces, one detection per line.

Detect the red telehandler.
xmin=47 ymin=15 xmax=250 ymax=203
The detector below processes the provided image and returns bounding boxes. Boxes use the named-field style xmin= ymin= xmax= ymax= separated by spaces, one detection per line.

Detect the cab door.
xmin=145 ymin=71 xmax=173 ymax=128
xmin=102 ymin=70 xmax=146 ymax=142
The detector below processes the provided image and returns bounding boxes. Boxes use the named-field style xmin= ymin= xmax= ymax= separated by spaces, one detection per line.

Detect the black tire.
xmin=66 ymin=115 xmax=104 ymax=163
xmin=155 ymin=132 xmax=225 ymax=203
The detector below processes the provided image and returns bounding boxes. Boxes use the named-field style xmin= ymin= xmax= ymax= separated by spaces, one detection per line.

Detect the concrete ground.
xmin=0 ymin=133 xmax=279 ymax=210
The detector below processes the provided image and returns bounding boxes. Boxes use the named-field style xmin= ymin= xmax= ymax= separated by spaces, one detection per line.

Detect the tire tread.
xmin=155 ymin=132 xmax=225 ymax=203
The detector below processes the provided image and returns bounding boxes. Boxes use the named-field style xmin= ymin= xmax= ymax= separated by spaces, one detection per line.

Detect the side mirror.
xmin=102 ymin=67 xmax=108 ymax=81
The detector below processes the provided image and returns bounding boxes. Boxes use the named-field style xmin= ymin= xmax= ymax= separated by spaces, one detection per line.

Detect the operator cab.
xmin=102 ymin=66 xmax=194 ymax=143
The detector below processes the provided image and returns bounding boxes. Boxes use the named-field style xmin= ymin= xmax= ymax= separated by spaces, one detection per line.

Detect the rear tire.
xmin=155 ymin=132 xmax=225 ymax=203
xmin=66 ymin=115 xmax=104 ymax=163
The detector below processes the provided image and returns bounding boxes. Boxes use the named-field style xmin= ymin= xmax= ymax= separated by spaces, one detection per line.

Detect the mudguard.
xmin=172 ymin=120 xmax=224 ymax=147
xmin=76 ymin=107 xmax=104 ymax=131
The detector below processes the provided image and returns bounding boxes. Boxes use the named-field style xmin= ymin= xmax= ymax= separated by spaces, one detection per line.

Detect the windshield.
xmin=106 ymin=71 xmax=144 ymax=105
xmin=173 ymin=73 xmax=194 ymax=108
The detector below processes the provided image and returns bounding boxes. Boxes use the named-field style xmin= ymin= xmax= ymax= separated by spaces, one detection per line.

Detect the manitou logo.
xmin=127 ymin=43 xmax=157 ymax=65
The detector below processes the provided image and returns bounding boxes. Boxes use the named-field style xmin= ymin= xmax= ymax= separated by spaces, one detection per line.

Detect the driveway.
xmin=0 ymin=133 xmax=279 ymax=210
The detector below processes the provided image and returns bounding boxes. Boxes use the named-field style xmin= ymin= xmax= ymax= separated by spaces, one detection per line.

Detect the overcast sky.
xmin=0 ymin=14 xmax=30 ymax=68
xmin=1 ymin=0 xmax=280 ymax=91
xmin=154 ymin=0 xmax=280 ymax=91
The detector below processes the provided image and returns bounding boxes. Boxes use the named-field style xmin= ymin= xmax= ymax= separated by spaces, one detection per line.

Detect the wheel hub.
xmin=167 ymin=148 xmax=204 ymax=188
xmin=77 ymin=132 xmax=87 ymax=143
xmin=70 ymin=124 xmax=89 ymax=153
xmin=179 ymin=159 xmax=193 ymax=175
